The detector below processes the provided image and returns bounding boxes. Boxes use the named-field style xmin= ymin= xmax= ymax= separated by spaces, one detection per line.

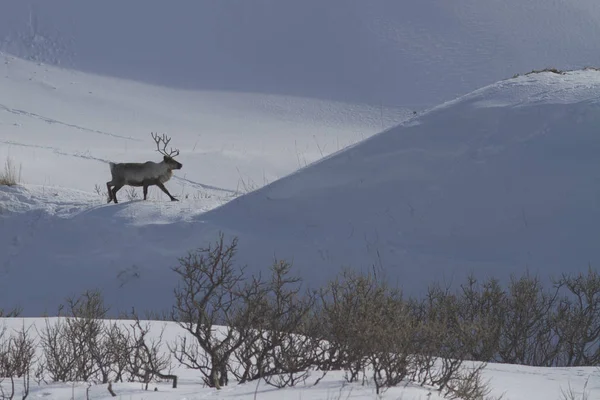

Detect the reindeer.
xmin=106 ymin=132 xmax=183 ymax=204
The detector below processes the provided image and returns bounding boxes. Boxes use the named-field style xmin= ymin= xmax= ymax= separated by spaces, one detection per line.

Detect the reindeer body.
xmin=106 ymin=133 xmax=183 ymax=204
xmin=109 ymin=160 xmax=174 ymax=186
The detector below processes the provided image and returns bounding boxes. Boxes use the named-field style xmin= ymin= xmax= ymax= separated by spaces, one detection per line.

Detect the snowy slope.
xmin=0 ymin=55 xmax=410 ymax=316
xmin=2 ymin=1 xmax=600 ymax=108
xmin=3 ymin=69 xmax=600 ymax=315
xmin=0 ymin=54 xmax=409 ymax=194
xmin=1 ymin=317 xmax=598 ymax=400
xmin=198 ymin=69 xmax=600 ymax=296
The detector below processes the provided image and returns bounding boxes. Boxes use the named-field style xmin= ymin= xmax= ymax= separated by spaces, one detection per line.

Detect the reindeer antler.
xmin=151 ymin=132 xmax=180 ymax=158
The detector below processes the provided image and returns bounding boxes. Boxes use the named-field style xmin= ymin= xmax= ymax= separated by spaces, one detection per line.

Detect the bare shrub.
xmin=122 ymin=310 xmax=177 ymax=389
xmin=81 ymin=294 xmax=116 ymax=382
xmin=125 ymin=187 xmax=138 ymax=201
xmin=94 ymin=184 xmax=107 ymax=198
xmin=313 ymin=267 xmax=500 ymax=395
xmin=559 ymin=376 xmax=590 ymax=400
xmin=317 ymin=268 xmax=418 ymax=393
xmin=38 ymin=290 xmax=124 ymax=384
xmin=408 ymin=267 xmax=600 ymax=369
xmin=368 ymin=303 xmax=416 ymax=394
xmin=0 ymin=322 xmax=36 ymax=400
xmin=552 ymin=267 xmax=600 ymax=367
xmin=170 ymin=233 xmax=266 ymax=389
xmin=409 ymin=283 xmax=492 ymax=395
xmin=318 ymin=268 xmax=385 ymax=381
xmin=170 ymin=236 xmax=323 ymax=389
xmin=497 ymin=272 xmax=559 ymax=366
xmin=0 ymin=157 xmax=21 ymax=186
xmin=37 ymin=290 xmax=176 ymax=393
xmin=442 ymin=363 xmax=493 ymax=400
xmin=232 ymin=260 xmax=319 ymax=388
xmin=38 ymin=317 xmax=74 ymax=382
xmin=454 ymin=275 xmax=506 ymax=362
xmin=103 ymin=322 xmax=129 ymax=383
xmin=0 ymin=308 xmax=21 ymax=318
xmin=62 ymin=290 xmax=112 ymax=383
xmin=4 ymin=323 xmax=36 ymax=379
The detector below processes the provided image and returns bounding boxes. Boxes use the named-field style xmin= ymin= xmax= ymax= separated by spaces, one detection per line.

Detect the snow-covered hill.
xmin=200 ymin=69 xmax=600 ymax=295
xmin=2 ymin=1 xmax=600 ymax=108
xmin=3 ymin=69 xmax=600 ymax=316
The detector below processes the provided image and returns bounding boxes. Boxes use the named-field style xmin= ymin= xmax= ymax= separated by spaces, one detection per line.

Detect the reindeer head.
xmin=151 ymin=132 xmax=183 ymax=170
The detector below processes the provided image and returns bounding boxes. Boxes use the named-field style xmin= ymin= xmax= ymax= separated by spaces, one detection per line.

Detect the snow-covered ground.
xmin=2 ymin=0 xmax=600 ymax=315
xmin=2 ymin=2 xmax=600 ymax=398
xmin=0 ymin=55 xmax=409 ymax=194
xmin=1 ymin=317 xmax=598 ymax=400
xmin=3 ymin=68 xmax=600 ymax=316
xmin=0 ymin=54 xmax=410 ymax=315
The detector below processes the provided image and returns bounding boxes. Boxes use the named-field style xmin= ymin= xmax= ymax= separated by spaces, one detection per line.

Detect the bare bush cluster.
xmin=444 ymin=268 xmax=600 ymax=367
xmin=166 ymin=234 xmax=600 ymax=396
xmin=312 ymin=268 xmax=492 ymax=396
xmin=3 ymin=233 xmax=600 ymax=399
xmin=29 ymin=290 xmax=175 ymax=396
xmin=169 ymin=234 xmax=319 ymax=389
xmin=0 ymin=320 xmax=36 ymax=399
xmin=168 ymin=234 xmax=490 ymax=397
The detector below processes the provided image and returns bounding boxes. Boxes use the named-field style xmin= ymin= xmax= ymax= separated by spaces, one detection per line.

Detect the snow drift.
xmin=3 ymin=69 xmax=600 ymax=315
xmin=2 ymin=1 xmax=600 ymax=107
xmin=199 ymin=69 xmax=600 ymax=295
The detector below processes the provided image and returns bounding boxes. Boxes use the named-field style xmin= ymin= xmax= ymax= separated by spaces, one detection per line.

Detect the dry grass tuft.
xmin=0 ymin=157 xmax=21 ymax=186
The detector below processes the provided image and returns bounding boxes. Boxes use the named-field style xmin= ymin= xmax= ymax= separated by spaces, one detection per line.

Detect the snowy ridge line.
xmin=251 ymin=107 xmax=428 ymax=189
xmin=0 ymin=103 xmax=139 ymax=141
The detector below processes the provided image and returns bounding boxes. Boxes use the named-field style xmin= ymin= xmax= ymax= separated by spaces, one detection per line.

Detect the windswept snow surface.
xmin=199 ymin=70 xmax=600 ymax=296
xmin=0 ymin=55 xmax=408 ymax=195
xmin=3 ymin=70 xmax=600 ymax=315
xmin=0 ymin=55 xmax=409 ymax=315
xmin=2 ymin=1 xmax=600 ymax=107
xmin=1 ymin=318 xmax=599 ymax=400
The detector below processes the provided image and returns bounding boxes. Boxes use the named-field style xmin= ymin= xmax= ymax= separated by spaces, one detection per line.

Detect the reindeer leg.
xmin=112 ymin=184 xmax=123 ymax=204
xmin=106 ymin=182 xmax=113 ymax=203
xmin=156 ymin=182 xmax=178 ymax=201
xmin=143 ymin=184 xmax=148 ymax=200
